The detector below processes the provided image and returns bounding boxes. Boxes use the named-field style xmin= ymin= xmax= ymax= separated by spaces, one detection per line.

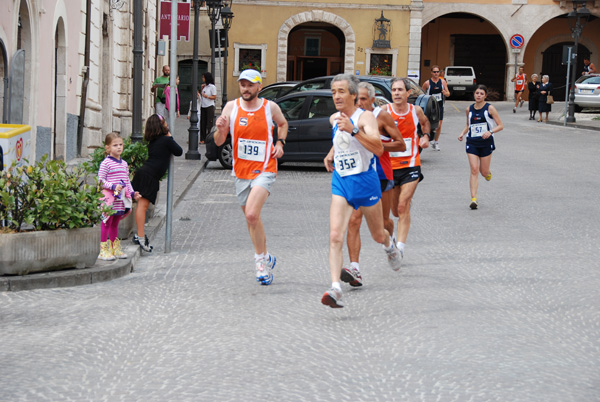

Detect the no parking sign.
xmin=510 ymin=34 xmax=524 ymax=49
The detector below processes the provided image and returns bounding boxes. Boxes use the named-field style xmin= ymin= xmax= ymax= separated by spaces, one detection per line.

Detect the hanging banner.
xmin=159 ymin=1 xmax=191 ymax=41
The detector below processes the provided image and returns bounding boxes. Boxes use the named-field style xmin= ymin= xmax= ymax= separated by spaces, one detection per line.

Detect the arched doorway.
xmin=18 ymin=0 xmax=32 ymax=125
xmin=421 ymin=13 xmax=507 ymax=98
xmin=287 ymin=23 xmax=345 ymax=81
xmin=53 ymin=18 xmax=67 ymax=160
xmin=541 ymin=43 xmax=590 ymax=102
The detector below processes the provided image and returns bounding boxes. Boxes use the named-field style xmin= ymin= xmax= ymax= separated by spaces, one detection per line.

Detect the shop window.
xmin=365 ymin=48 xmax=398 ymax=77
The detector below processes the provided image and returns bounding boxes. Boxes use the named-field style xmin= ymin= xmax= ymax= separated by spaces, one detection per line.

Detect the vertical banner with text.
xmin=159 ymin=1 xmax=191 ymax=41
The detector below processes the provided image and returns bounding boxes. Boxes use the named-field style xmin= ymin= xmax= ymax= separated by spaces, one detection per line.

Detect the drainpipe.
xmin=1 ymin=38 xmax=8 ymax=124
xmin=77 ymin=0 xmax=92 ymax=156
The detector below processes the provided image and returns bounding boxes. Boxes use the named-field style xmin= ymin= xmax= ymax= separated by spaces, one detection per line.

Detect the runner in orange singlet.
xmin=386 ymin=78 xmax=430 ymax=263
xmin=214 ymin=69 xmax=288 ymax=286
xmin=511 ymin=66 xmax=527 ymax=113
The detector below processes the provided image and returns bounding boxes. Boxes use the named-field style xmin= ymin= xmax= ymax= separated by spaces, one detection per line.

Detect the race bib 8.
xmin=470 ymin=122 xmax=488 ymax=138
xmin=238 ymin=138 xmax=266 ymax=161
xmin=334 ymin=150 xmax=363 ymax=177
xmin=389 ymin=138 xmax=412 ymax=158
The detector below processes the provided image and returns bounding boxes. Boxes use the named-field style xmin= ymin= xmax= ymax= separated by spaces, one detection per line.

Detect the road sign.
xmin=510 ymin=34 xmax=524 ymax=49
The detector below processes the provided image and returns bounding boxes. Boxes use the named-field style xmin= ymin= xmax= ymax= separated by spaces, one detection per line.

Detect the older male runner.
xmin=386 ymin=77 xmax=431 ymax=264
xmin=321 ymin=74 xmax=403 ymax=308
xmin=214 ymin=69 xmax=288 ymax=286
xmin=341 ymin=82 xmax=405 ymax=288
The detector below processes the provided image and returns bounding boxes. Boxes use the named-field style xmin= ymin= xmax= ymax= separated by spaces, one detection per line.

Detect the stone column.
xmin=409 ymin=0 xmax=424 ymax=82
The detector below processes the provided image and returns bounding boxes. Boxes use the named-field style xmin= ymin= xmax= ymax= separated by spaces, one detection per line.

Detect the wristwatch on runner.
xmin=277 ymin=138 xmax=286 ymax=146
xmin=351 ymin=127 xmax=359 ymax=136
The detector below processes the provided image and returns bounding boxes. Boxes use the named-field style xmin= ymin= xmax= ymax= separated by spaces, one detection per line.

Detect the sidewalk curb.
xmin=0 ymin=158 xmax=208 ymax=292
xmin=546 ymin=120 xmax=600 ymax=131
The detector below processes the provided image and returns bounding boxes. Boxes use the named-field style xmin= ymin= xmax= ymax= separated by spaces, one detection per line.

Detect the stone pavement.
xmin=0 ymin=101 xmax=598 ymax=401
xmin=0 ymin=116 xmax=208 ymax=291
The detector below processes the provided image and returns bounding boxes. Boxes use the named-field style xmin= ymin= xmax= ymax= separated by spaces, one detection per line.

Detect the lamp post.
xmin=206 ymin=0 xmax=223 ymax=75
xmin=185 ymin=0 xmax=202 ymax=160
xmin=220 ymin=4 xmax=234 ymax=106
xmin=566 ymin=0 xmax=591 ymax=123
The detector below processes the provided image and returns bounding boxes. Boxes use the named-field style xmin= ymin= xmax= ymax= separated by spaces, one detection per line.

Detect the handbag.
xmin=546 ymin=95 xmax=554 ymax=104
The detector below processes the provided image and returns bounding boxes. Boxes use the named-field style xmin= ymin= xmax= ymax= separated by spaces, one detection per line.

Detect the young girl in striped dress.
xmin=98 ymin=133 xmax=140 ymax=260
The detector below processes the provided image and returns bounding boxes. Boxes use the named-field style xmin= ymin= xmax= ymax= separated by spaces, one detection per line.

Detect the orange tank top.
xmin=386 ymin=104 xmax=421 ymax=169
xmin=515 ymin=73 xmax=526 ymax=91
xmin=230 ymin=98 xmax=277 ymax=180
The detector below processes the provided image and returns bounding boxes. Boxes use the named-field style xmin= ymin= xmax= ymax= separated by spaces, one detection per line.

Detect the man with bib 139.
xmin=321 ymin=74 xmax=403 ymax=309
xmin=214 ymin=69 xmax=288 ymax=286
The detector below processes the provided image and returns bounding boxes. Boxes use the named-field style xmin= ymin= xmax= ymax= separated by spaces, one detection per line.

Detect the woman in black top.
xmin=131 ymin=114 xmax=183 ymax=251
xmin=527 ymin=74 xmax=540 ymax=121
xmin=537 ymin=75 xmax=553 ymax=123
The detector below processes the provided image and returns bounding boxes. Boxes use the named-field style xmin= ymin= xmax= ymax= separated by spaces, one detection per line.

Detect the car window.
xmin=373 ymin=96 xmax=390 ymax=107
xmin=278 ymin=96 xmax=307 ymax=121
xmin=259 ymin=87 xmax=280 ymax=100
xmin=308 ymin=96 xmax=336 ymax=119
xmin=297 ymin=80 xmax=328 ymax=91
xmin=581 ymin=77 xmax=600 ymax=85
xmin=446 ymin=68 xmax=474 ymax=76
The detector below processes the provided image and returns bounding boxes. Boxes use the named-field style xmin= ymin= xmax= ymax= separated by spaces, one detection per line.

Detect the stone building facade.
xmin=0 ymin=0 xmax=160 ymax=161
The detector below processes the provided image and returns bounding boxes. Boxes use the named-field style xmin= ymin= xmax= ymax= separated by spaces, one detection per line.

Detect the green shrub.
xmin=0 ymin=156 xmax=112 ymax=232
xmin=87 ymin=136 xmax=149 ymax=180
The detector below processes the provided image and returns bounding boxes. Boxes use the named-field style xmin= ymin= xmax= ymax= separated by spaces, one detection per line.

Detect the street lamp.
xmin=185 ymin=0 xmax=202 ymax=160
xmin=206 ymin=0 xmax=223 ymax=76
xmin=566 ymin=0 xmax=591 ymax=123
xmin=220 ymin=4 xmax=234 ymax=106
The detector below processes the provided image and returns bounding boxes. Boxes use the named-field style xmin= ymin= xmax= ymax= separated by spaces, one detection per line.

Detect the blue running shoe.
xmin=255 ymin=259 xmax=273 ymax=286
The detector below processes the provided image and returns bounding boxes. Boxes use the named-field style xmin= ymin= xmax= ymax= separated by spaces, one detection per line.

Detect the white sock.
xmin=332 ymin=282 xmax=342 ymax=292
xmin=397 ymin=242 xmax=405 ymax=252
xmin=350 ymin=262 xmax=360 ymax=271
xmin=383 ymin=236 xmax=395 ymax=251
xmin=254 ymin=253 xmax=264 ymax=262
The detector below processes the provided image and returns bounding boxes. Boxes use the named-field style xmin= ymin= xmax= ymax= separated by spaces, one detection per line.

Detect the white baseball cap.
xmin=238 ymin=69 xmax=262 ymax=84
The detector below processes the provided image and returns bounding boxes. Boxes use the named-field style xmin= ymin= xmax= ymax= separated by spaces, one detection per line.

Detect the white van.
xmin=444 ymin=66 xmax=477 ymax=98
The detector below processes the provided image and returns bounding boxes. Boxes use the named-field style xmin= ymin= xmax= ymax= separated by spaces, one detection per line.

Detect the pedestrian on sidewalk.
xmin=321 ymin=74 xmax=403 ymax=309
xmin=200 ymin=72 xmax=217 ymax=144
xmin=187 ymin=89 xmax=201 ymax=129
xmin=131 ymin=114 xmax=183 ymax=253
xmin=537 ymin=75 xmax=553 ymax=123
xmin=164 ymin=76 xmax=180 ymax=129
xmin=527 ymin=74 xmax=540 ymax=121
xmin=151 ymin=65 xmax=170 ymax=121
xmin=98 ymin=133 xmax=141 ymax=261
xmin=422 ymin=65 xmax=450 ymax=151
xmin=214 ymin=69 xmax=288 ymax=286
xmin=341 ymin=82 xmax=405 ymax=289
xmin=512 ymin=66 xmax=527 ymax=113
xmin=582 ymin=57 xmax=597 ymax=76
xmin=458 ymin=85 xmax=504 ymax=210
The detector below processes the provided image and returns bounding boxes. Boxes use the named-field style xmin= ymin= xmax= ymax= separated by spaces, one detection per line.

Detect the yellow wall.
xmin=225 ymin=4 xmax=411 ymax=100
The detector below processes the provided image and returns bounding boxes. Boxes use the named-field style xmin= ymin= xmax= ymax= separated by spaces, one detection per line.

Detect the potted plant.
xmin=0 ymin=156 xmax=111 ymax=275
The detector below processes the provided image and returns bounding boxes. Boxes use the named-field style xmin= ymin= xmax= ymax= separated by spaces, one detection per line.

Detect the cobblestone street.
xmin=1 ymin=102 xmax=599 ymax=401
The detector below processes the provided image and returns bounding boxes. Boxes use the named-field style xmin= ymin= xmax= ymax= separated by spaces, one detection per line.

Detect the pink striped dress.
xmin=98 ymin=156 xmax=135 ymax=214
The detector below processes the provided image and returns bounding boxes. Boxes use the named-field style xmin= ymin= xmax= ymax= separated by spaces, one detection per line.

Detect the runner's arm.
xmin=415 ymin=106 xmax=430 ymax=148
xmin=270 ymin=101 xmax=288 ymax=159
xmin=379 ymin=111 xmax=406 ymax=152
xmin=214 ymin=101 xmax=234 ymax=146
xmin=357 ymin=111 xmax=384 ymax=157
xmin=458 ymin=107 xmax=470 ymax=141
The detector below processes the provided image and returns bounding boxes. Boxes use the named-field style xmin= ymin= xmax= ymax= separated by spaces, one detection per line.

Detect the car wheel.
xmin=218 ymin=141 xmax=233 ymax=169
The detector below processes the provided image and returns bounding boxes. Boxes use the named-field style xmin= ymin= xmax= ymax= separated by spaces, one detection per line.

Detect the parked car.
xmin=444 ymin=66 xmax=477 ymax=98
xmin=574 ymin=74 xmax=600 ymax=112
xmin=206 ymin=76 xmax=440 ymax=169
xmin=281 ymin=75 xmax=440 ymax=133
xmin=258 ymin=81 xmax=298 ymax=101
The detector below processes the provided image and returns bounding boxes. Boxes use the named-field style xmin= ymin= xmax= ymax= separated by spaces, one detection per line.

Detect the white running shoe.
xmin=384 ymin=238 xmax=403 ymax=271
xmin=321 ymin=287 xmax=344 ymax=308
xmin=255 ymin=259 xmax=273 ymax=285
xmin=341 ymin=266 xmax=363 ymax=287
